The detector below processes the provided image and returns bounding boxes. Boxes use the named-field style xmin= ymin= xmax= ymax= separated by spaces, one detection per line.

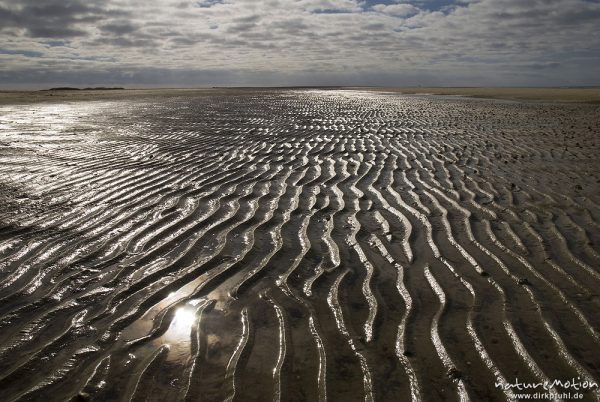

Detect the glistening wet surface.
xmin=0 ymin=89 xmax=599 ymax=401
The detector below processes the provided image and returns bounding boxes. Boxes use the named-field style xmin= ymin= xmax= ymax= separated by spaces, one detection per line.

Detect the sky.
xmin=0 ymin=0 xmax=599 ymax=89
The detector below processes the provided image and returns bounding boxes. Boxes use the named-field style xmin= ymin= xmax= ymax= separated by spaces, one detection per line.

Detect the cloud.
xmin=0 ymin=0 xmax=599 ymax=88
xmin=372 ymin=3 xmax=420 ymax=17
xmin=99 ymin=22 xmax=139 ymax=35
xmin=302 ymin=0 xmax=363 ymax=13
xmin=0 ymin=0 xmax=126 ymax=38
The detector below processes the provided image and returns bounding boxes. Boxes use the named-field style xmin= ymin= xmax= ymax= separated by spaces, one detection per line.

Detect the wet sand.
xmin=0 ymin=88 xmax=218 ymax=106
xmin=0 ymin=89 xmax=599 ymax=401
xmin=347 ymin=87 xmax=600 ymax=103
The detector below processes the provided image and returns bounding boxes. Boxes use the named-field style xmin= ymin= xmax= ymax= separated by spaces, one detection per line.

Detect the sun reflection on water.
xmin=172 ymin=305 xmax=198 ymax=335
xmin=159 ymin=299 xmax=208 ymax=362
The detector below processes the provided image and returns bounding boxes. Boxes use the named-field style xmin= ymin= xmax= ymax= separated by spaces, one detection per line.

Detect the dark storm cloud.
xmin=268 ymin=18 xmax=310 ymax=33
xmin=169 ymin=36 xmax=200 ymax=46
xmin=232 ymin=14 xmax=261 ymax=24
xmin=362 ymin=22 xmax=386 ymax=30
xmin=225 ymin=14 xmax=261 ymax=33
xmin=99 ymin=22 xmax=139 ymax=35
xmin=225 ymin=22 xmax=257 ymax=33
xmin=98 ymin=37 xmax=157 ymax=48
xmin=0 ymin=0 xmax=125 ymax=38
xmin=28 ymin=26 xmax=88 ymax=39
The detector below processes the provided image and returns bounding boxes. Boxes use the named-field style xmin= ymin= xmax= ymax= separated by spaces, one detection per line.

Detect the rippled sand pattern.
xmin=0 ymin=90 xmax=599 ymax=402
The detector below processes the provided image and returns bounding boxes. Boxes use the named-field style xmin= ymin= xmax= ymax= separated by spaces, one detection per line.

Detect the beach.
xmin=0 ymin=88 xmax=599 ymax=401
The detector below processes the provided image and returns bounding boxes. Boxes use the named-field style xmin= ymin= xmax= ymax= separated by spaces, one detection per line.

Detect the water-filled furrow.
xmin=106 ymin=162 xmax=275 ymax=264
xmin=0 ymin=197 xmax=171 ymax=306
xmin=363 ymin=154 xmax=414 ymax=264
xmin=0 ymin=308 xmax=92 ymax=398
xmin=84 ymin=189 xmax=249 ymax=327
xmin=326 ymin=269 xmax=375 ymax=401
xmin=543 ymin=218 xmax=600 ymax=282
xmin=224 ymin=168 xmax=294 ymax=297
xmin=415 ymin=189 xmax=524 ymax=399
xmin=261 ymin=293 xmax=287 ymax=402
xmin=0 ymin=307 xmax=86 ymax=381
xmin=277 ymin=266 xmax=330 ymax=401
xmin=224 ymin=308 xmax=251 ymax=402
xmin=493 ymin=219 xmax=600 ymax=337
xmin=556 ymin=213 xmax=600 ymax=265
xmin=98 ymin=183 xmax=270 ymax=317
xmin=368 ymin=236 xmax=421 ymax=400
xmin=481 ymin=220 xmax=600 ymax=381
xmin=424 ymin=265 xmax=472 ymax=402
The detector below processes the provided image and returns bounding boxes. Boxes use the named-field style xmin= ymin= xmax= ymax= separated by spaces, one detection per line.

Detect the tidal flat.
xmin=0 ymin=89 xmax=599 ymax=401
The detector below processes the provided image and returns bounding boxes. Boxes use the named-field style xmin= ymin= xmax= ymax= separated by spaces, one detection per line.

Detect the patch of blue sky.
xmin=45 ymin=41 xmax=67 ymax=47
xmin=363 ymin=0 xmax=459 ymax=12
xmin=0 ymin=48 xmax=43 ymax=58
xmin=70 ymin=55 xmax=116 ymax=62
xmin=312 ymin=8 xmax=357 ymax=14
xmin=194 ymin=0 xmax=224 ymax=8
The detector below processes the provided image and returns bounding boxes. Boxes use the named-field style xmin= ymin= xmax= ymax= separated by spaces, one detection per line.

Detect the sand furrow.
xmin=0 ymin=90 xmax=598 ymax=401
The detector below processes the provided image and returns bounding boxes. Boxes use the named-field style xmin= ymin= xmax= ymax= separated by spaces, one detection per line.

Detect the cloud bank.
xmin=0 ymin=0 xmax=599 ymax=88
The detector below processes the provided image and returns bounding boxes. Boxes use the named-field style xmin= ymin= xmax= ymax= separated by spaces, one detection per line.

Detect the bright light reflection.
xmin=159 ymin=305 xmax=199 ymax=362
xmin=172 ymin=306 xmax=197 ymax=334
xmin=142 ymin=298 xmax=208 ymax=363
